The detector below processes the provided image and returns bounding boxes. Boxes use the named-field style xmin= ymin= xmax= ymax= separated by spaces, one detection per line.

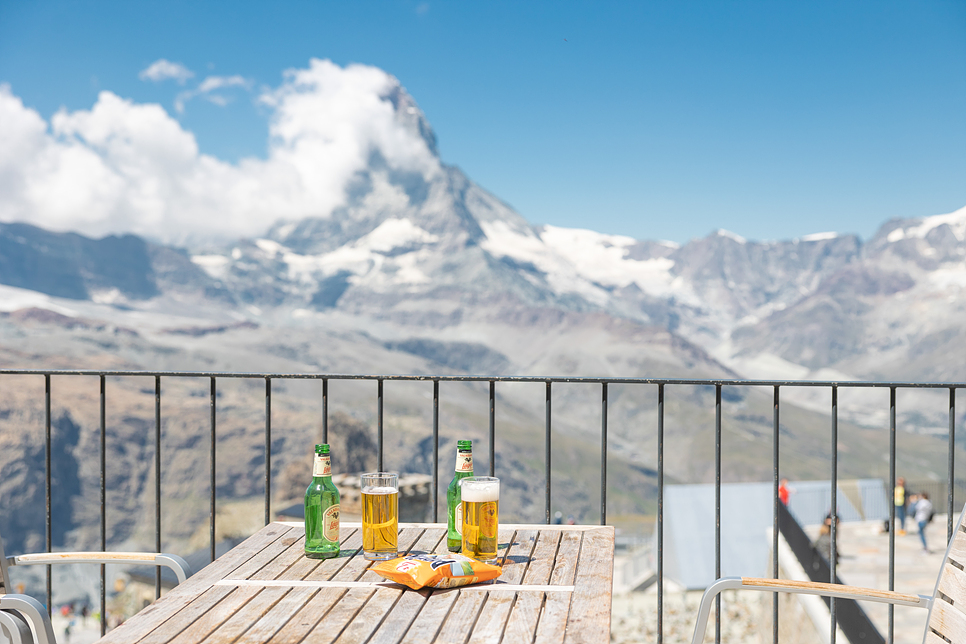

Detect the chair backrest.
xmin=924 ymin=503 xmax=966 ymax=642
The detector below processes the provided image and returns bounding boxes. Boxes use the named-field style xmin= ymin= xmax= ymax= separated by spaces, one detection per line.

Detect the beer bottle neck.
xmin=455 ymin=449 xmax=473 ymax=473
xmin=313 ymin=453 xmax=333 ymax=478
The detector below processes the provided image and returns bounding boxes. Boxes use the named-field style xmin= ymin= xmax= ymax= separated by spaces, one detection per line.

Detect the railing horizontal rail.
xmin=1 ymin=369 xmax=965 ymax=388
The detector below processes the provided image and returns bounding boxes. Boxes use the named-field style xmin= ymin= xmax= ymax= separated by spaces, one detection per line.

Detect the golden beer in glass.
xmin=461 ymin=476 xmax=500 ymax=563
xmin=361 ymin=473 xmax=398 ymax=560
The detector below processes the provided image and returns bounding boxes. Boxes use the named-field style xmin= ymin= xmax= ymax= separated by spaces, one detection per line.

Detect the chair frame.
xmin=690 ymin=502 xmax=966 ymax=644
xmin=1 ymin=527 xmax=190 ymax=644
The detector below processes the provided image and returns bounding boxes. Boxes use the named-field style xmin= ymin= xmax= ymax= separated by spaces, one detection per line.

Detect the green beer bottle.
xmin=447 ymin=440 xmax=474 ymax=551
xmin=304 ymin=444 xmax=341 ymax=559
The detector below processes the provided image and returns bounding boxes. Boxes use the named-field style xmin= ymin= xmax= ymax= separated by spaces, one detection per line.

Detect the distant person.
xmin=566 ymin=515 xmax=576 ymax=525
xmin=915 ymin=492 xmax=933 ymax=553
xmin=81 ymin=604 xmax=90 ymax=626
xmin=779 ymin=478 xmax=793 ymax=505
xmin=895 ymin=477 xmax=908 ymax=535
xmin=553 ymin=511 xmax=563 ymax=525
xmin=814 ymin=512 xmax=841 ymax=564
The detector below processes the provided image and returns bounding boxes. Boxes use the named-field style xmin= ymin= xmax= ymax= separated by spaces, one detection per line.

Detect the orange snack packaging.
xmin=370 ymin=553 xmax=502 ymax=590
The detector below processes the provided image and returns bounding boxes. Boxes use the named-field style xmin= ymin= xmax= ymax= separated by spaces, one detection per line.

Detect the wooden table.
xmin=97 ymin=521 xmax=614 ymax=644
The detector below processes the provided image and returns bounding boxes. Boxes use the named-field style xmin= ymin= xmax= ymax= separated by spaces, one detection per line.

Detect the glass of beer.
xmin=461 ymin=476 xmax=500 ymax=563
xmin=361 ymin=472 xmax=398 ymax=560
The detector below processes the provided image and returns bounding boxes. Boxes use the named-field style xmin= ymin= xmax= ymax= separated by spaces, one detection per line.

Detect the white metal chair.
xmin=690 ymin=502 xmax=966 ymax=643
xmin=0 ymin=525 xmax=190 ymax=644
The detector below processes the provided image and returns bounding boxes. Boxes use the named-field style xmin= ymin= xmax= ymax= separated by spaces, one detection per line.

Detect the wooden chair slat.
xmin=927 ymin=597 xmax=966 ymax=642
xmin=936 ymin=560 xmax=966 ymax=608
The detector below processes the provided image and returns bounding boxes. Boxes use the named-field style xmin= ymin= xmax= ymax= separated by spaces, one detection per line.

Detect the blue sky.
xmin=1 ymin=0 xmax=964 ymax=244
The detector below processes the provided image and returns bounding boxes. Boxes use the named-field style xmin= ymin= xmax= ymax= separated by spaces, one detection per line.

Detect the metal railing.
xmin=1 ymin=368 xmax=963 ymax=643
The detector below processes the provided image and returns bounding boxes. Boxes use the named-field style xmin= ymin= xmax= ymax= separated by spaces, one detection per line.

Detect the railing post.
xmin=657 ymin=383 xmax=664 ymax=644
xmin=377 ymin=379 xmax=384 ymax=472
xmin=99 ymin=374 xmax=106 ymax=637
xmin=489 ymin=381 xmax=496 ymax=477
xmin=155 ymin=375 xmax=162 ymax=599
xmin=949 ymin=387 xmax=956 ymax=544
xmin=772 ymin=385 xmax=780 ymax=644
xmin=545 ymin=381 xmax=552 ymax=525
xmin=601 ymin=382 xmax=608 ymax=526
xmin=44 ymin=373 xmax=51 ymax=617
xmin=322 ymin=379 xmax=328 ymax=444
xmin=433 ymin=380 xmax=439 ymax=522
xmin=889 ymin=386 xmax=896 ymax=644
xmin=715 ymin=384 xmax=721 ymax=644
xmin=210 ymin=377 xmax=216 ymax=566
xmin=265 ymin=377 xmax=271 ymax=526
xmin=830 ymin=385 xmax=838 ymax=644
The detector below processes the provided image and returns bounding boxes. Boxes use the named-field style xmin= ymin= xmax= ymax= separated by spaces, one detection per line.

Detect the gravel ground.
xmin=612 ymin=588 xmax=765 ymax=644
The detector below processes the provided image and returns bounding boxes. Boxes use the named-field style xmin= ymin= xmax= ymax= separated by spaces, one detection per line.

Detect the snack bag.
xmin=370 ymin=553 xmax=502 ymax=590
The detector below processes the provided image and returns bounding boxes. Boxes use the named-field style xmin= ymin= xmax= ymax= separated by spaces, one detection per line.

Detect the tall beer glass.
xmin=461 ymin=476 xmax=500 ymax=563
xmin=361 ymin=472 xmax=398 ymax=560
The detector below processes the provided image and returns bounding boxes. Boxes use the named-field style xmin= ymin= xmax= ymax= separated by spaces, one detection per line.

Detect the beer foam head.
xmin=362 ymin=486 xmax=398 ymax=495
xmin=461 ymin=480 xmax=499 ymax=502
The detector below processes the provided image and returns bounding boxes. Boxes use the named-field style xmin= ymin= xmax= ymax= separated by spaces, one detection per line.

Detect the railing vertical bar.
xmin=377 ymin=379 xmax=384 ymax=472
xmin=99 ymin=374 xmax=106 ymax=637
xmin=210 ymin=377 xmax=216 ymax=566
xmin=155 ymin=375 xmax=162 ymax=600
xmin=265 ymin=377 xmax=271 ymax=526
xmin=322 ymin=379 xmax=328 ymax=444
xmin=830 ymin=385 xmax=838 ymax=644
xmin=888 ymin=385 xmax=896 ymax=644
xmin=714 ymin=384 xmax=721 ymax=644
xmin=432 ymin=380 xmax=439 ymax=522
xmin=772 ymin=385 xmax=779 ymax=644
xmin=657 ymin=383 xmax=664 ymax=644
xmin=545 ymin=381 xmax=552 ymax=525
xmin=601 ymin=383 xmax=608 ymax=526
xmin=45 ymin=373 xmax=51 ymax=617
xmin=489 ymin=381 xmax=495 ymax=477
xmin=949 ymin=387 xmax=956 ymax=544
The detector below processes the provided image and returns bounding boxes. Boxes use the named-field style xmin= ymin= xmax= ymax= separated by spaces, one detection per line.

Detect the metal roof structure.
xmin=659 ymin=479 xmax=888 ymax=589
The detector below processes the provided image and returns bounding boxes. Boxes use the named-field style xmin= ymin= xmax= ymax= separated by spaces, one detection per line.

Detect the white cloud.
xmin=175 ymin=75 xmax=253 ymax=113
xmin=0 ymin=60 xmax=441 ymax=244
xmin=139 ymin=59 xmax=194 ymax=84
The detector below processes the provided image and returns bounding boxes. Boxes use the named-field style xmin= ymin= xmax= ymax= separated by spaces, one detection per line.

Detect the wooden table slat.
xmin=365 ymin=529 xmax=446 ymax=644
xmin=498 ymin=530 xmax=564 ymax=644
xmin=466 ymin=529 xmax=548 ymax=644
xmin=94 ymin=523 xmax=295 ymax=644
xmin=332 ymin=587 xmax=405 ymax=644
xmin=165 ymin=586 xmax=263 ymax=644
xmin=284 ymin=527 xmax=360 ymax=581
xmin=534 ymin=530 xmax=583 ymax=644
xmin=561 ymin=527 xmax=614 ymax=644
xmin=366 ymin=590 xmax=435 ymax=644
xmin=303 ymin=586 xmax=379 ymax=644
xmin=432 ymin=591 xmax=489 ymax=644
xmin=195 ymin=586 xmax=288 ymax=643
xmin=135 ymin=586 xmax=237 ymax=644
xmin=231 ymin=587 xmax=318 ymax=644
xmin=398 ymin=587 xmax=460 ymax=644
xmin=263 ymin=587 xmax=349 ymax=644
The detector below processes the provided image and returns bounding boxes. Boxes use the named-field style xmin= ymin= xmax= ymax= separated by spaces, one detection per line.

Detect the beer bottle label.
xmin=313 ymin=454 xmax=332 ymax=477
xmin=323 ymin=504 xmax=340 ymax=541
xmin=455 ymin=452 xmax=473 ymax=473
xmin=455 ymin=503 xmax=463 ymax=536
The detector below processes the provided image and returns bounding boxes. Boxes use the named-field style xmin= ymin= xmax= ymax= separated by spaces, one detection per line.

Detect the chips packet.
xmin=370 ymin=553 xmax=502 ymax=590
